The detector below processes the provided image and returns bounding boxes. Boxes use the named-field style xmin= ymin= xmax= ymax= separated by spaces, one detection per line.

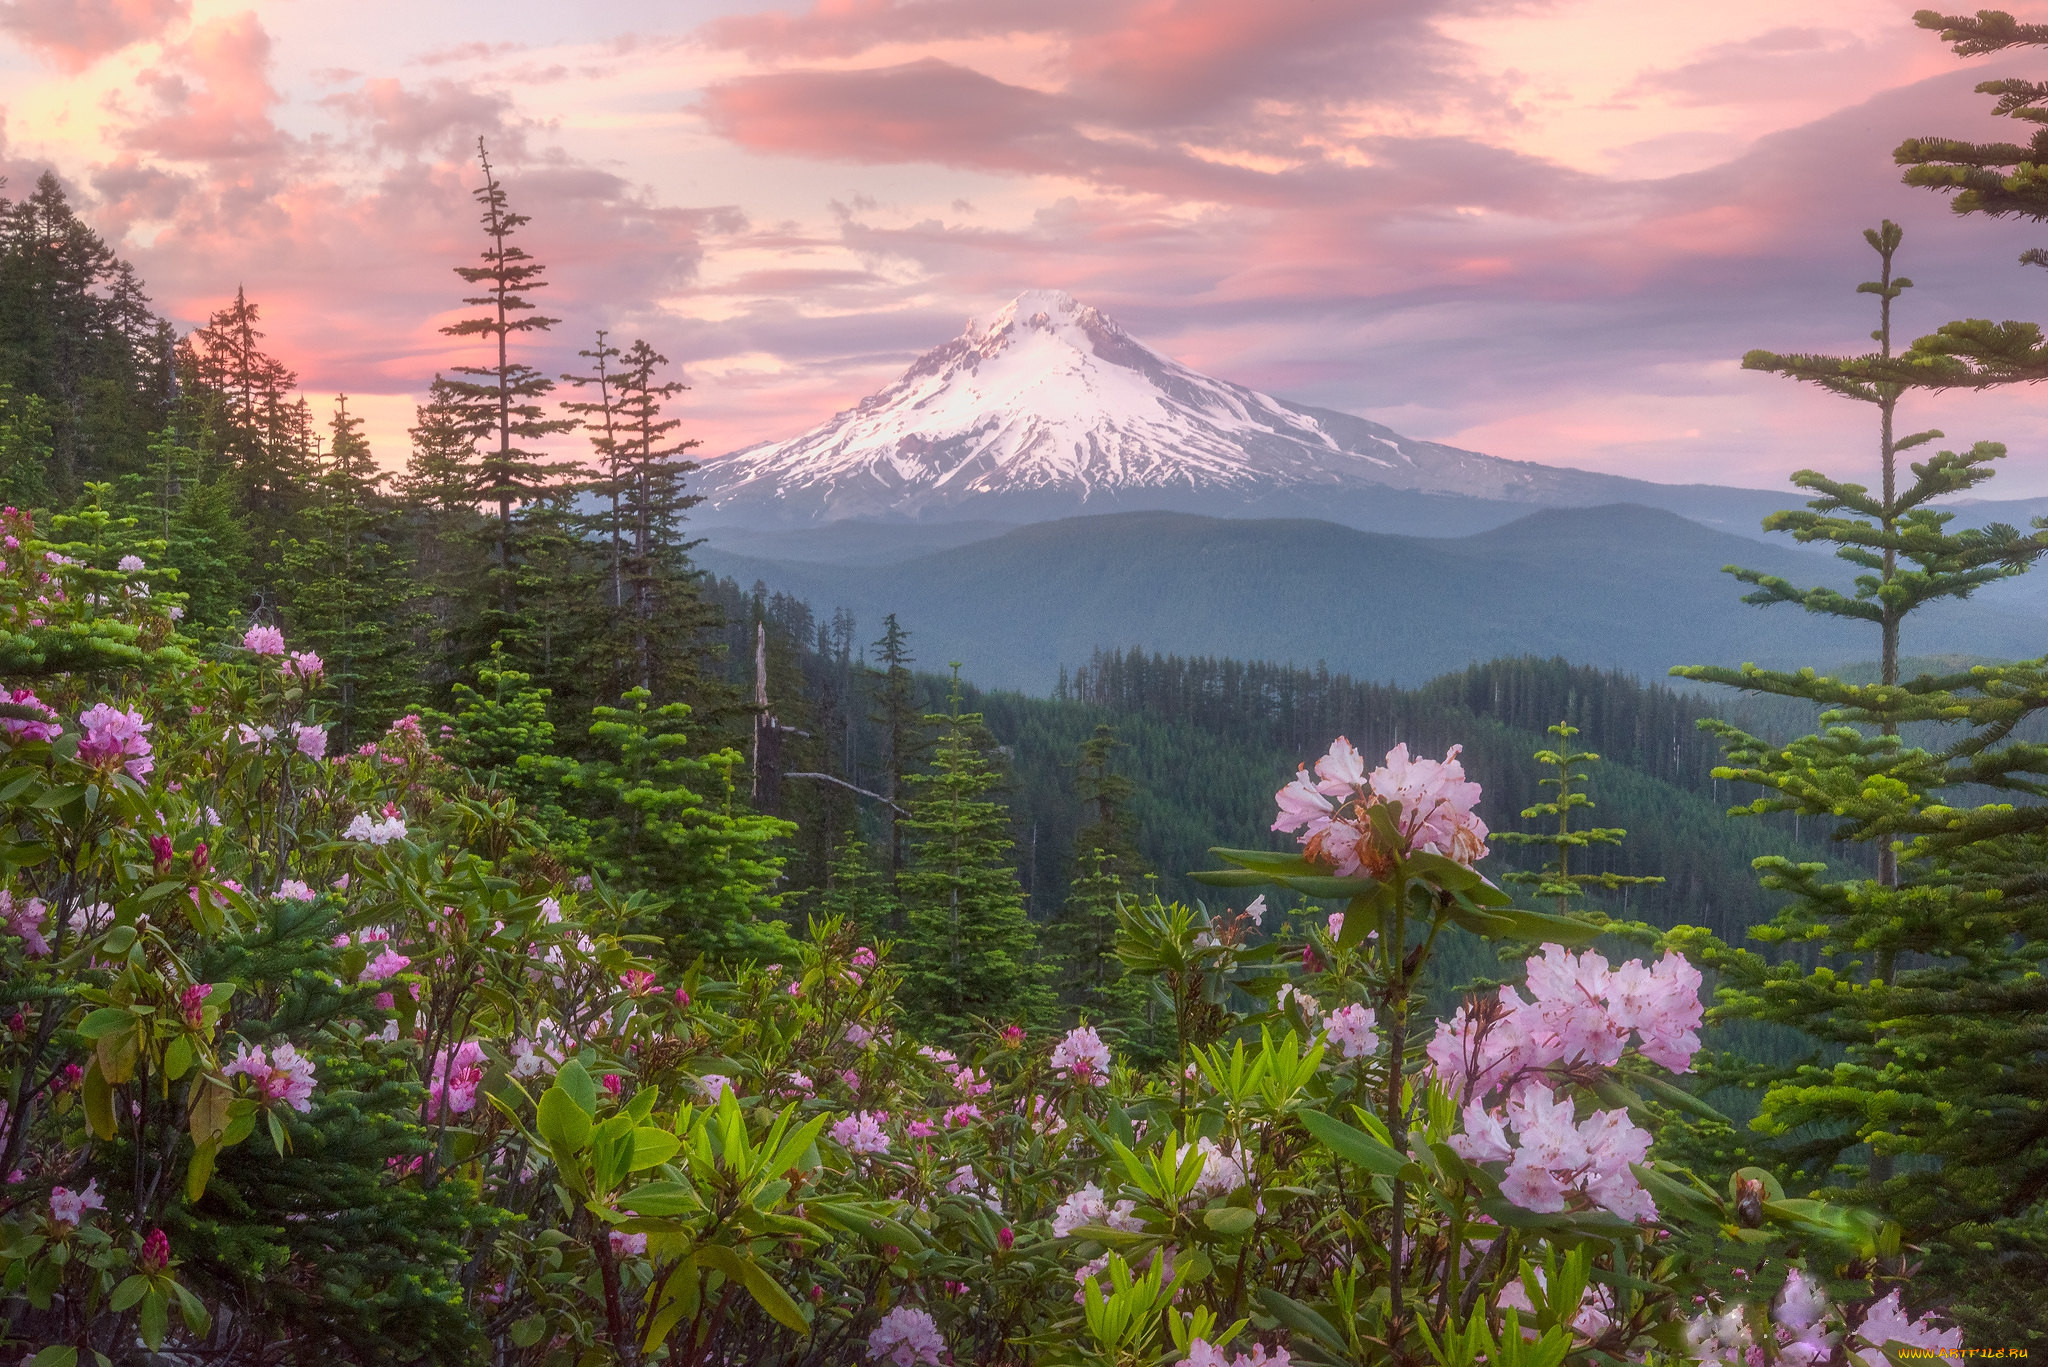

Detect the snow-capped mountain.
xmin=688 ymin=289 xmax=1783 ymax=532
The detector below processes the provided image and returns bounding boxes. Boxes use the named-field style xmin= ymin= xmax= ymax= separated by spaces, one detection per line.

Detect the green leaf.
xmin=26 ymin=1346 xmax=78 ymax=1367
xmin=1630 ymin=1164 xmax=1721 ymax=1224
xmin=75 ymin=1006 xmax=132 ymax=1039
xmin=1631 ymin=1072 xmax=1730 ymax=1124
xmin=627 ymin=1126 xmax=681 ymax=1172
xmin=1299 ymin=1109 xmax=1406 ymax=1177
xmin=1477 ymin=906 xmax=1605 ymax=946
xmin=621 ymin=1181 xmax=700 ymax=1217
xmin=1202 ymin=1205 xmax=1257 ymax=1237
xmin=538 ymin=1086 xmax=594 ymax=1158
xmin=163 ymin=1033 xmax=194 ymax=1083
xmin=110 ymin=1273 xmax=151 ymax=1312
xmin=1207 ymin=848 xmax=1321 ymax=875
xmin=1256 ymin=1289 xmax=1348 ymax=1356
xmin=694 ymin=1244 xmax=810 ymax=1336
xmin=1188 ymin=869 xmax=1272 ymax=888
xmin=81 ymin=1061 xmax=116 ymax=1141
xmin=556 ymin=1058 xmax=598 ymax=1116
xmin=266 ymin=1108 xmax=288 ymax=1156
xmin=138 ymin=1288 xmax=168 ymax=1351
xmin=185 ymin=1139 xmax=217 ymax=1203
xmin=512 ymin=1314 xmax=548 ymax=1348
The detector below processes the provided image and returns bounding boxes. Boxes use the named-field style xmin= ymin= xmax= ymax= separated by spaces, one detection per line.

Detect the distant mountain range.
xmin=689 ymin=289 xmax=1813 ymax=537
xmin=693 ymin=505 xmax=2048 ymax=692
xmin=684 ymin=290 xmax=2047 ymax=689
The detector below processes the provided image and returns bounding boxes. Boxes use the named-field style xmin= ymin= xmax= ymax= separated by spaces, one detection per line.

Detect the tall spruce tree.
xmin=1673 ymin=220 xmax=2048 ymax=1344
xmin=436 ymin=139 xmax=575 ymax=624
xmin=1050 ymin=724 xmax=1148 ymax=1014
xmin=868 ymin=613 xmax=919 ymax=882
xmin=897 ymin=667 xmax=1050 ymax=1034
xmin=613 ymin=339 xmax=715 ymax=704
xmin=396 ymin=379 xmax=485 ymax=699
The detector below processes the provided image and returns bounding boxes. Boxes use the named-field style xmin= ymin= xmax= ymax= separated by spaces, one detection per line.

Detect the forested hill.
xmin=705 ymin=571 xmax=1830 ymax=952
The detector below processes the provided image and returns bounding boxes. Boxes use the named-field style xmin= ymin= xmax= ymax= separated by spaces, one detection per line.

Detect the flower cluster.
xmin=1428 ymin=944 xmax=1704 ymax=1099
xmin=223 ymin=1042 xmax=316 ymax=1112
xmin=2 ymin=890 xmax=48 ymax=957
xmin=1274 ymin=738 xmax=1488 ymax=877
xmin=867 ymin=1305 xmax=947 ymax=1366
xmin=49 ymin=1179 xmax=104 ymax=1227
xmin=832 ymin=1110 xmax=891 ymax=1155
xmin=1181 ymin=1342 xmax=1291 ymax=1367
xmin=1050 ymin=1024 xmax=1112 ymax=1086
xmin=1052 ymin=1182 xmax=1143 ymax=1237
xmin=75 ymin=703 xmax=152 ymax=779
xmin=1 ymin=688 xmax=61 ymax=743
xmin=1448 ymin=1082 xmax=1656 ymax=1220
xmin=427 ymin=1041 xmax=487 ymax=1119
xmin=1688 ymin=1271 xmax=1962 ymax=1367
xmin=242 ymin=624 xmax=286 ymax=655
xmin=344 ymin=809 xmax=409 ymax=845
xmin=1321 ymin=1003 xmax=1379 ymax=1059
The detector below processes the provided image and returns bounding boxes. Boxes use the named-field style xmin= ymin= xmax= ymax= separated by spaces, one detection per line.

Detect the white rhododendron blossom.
xmin=866 ymin=1305 xmax=946 ymax=1366
xmin=1052 ymin=1182 xmax=1142 ymax=1237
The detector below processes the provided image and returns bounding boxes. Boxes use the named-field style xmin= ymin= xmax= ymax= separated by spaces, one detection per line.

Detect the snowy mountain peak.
xmin=690 ymin=291 xmax=1617 ymax=525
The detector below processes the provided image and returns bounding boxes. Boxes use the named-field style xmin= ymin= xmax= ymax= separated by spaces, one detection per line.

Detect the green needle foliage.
xmin=1676 ymin=219 xmax=2048 ymax=1346
xmin=1494 ymin=721 xmax=1663 ymax=914
xmin=898 ymin=667 xmax=1052 ymax=1034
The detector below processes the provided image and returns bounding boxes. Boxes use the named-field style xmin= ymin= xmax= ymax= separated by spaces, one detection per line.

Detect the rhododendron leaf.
xmin=185 ymin=1139 xmax=217 ymax=1202
xmin=538 ymin=1087 xmax=593 ymax=1157
xmin=1299 ymin=1109 xmax=1405 ymax=1176
xmin=810 ymin=1200 xmax=926 ymax=1254
xmin=555 ymin=1059 xmax=598 ymax=1116
xmin=1188 ymin=869 xmax=1270 ymax=887
xmin=1202 ymin=1206 xmax=1257 ymax=1237
xmin=1275 ymin=873 xmax=1380 ymax=898
xmin=1257 ymin=1289 xmax=1348 ymax=1356
xmin=75 ymin=1006 xmax=132 ymax=1039
xmin=1631 ymin=1072 xmax=1729 ymax=1123
xmin=694 ymin=1243 xmax=811 ymax=1333
xmin=621 ymin=1181 xmax=699 ymax=1216
xmin=265 ymin=1108 xmax=288 ymax=1156
xmin=163 ymin=1034 xmax=194 ymax=1083
xmin=81 ymin=1060 xmax=116 ymax=1140
xmin=1206 ymin=848 xmax=1320 ymax=875
xmin=628 ymin=1127 xmax=681 ymax=1172
xmin=1629 ymin=1164 xmax=1720 ymax=1223
xmin=1476 ymin=907 xmax=1605 ymax=946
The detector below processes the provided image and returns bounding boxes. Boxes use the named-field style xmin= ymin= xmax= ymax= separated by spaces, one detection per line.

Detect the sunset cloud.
xmin=1 ymin=0 xmax=2044 ymax=493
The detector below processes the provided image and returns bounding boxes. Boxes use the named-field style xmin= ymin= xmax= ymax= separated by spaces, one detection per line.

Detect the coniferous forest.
xmin=5 ymin=12 xmax=2048 ymax=1363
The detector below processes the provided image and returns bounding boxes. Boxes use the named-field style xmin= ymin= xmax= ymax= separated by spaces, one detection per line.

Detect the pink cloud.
xmin=0 ymin=0 xmax=185 ymax=71
xmin=120 ymin=13 xmax=281 ymax=163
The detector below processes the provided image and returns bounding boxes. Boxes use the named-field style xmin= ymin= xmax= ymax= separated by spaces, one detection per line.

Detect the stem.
xmin=1383 ymin=869 xmax=1410 ymax=1338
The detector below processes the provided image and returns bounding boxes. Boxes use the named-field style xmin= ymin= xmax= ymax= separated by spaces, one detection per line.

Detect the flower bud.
xmin=996 ymin=1226 xmax=1014 ymax=1252
xmin=148 ymin=835 xmax=174 ymax=874
xmin=139 ymin=1228 xmax=170 ymax=1273
xmin=191 ymin=841 xmax=210 ymax=874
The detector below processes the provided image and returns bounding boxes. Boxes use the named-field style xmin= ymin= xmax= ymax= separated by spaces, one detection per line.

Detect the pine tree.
xmin=1673 ymin=220 xmax=2048 ymax=1345
xmin=1494 ymin=721 xmax=1664 ymax=914
xmin=814 ymin=828 xmax=897 ymax=937
xmin=614 ymin=338 xmax=713 ymax=703
xmin=897 ymin=667 xmax=1050 ymax=1034
xmin=561 ymin=329 xmax=631 ymax=695
xmin=278 ymin=397 xmax=421 ymax=746
xmin=435 ymin=139 xmax=576 ymax=625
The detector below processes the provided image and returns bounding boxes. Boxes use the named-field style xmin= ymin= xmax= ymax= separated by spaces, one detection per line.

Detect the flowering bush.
xmin=0 ymin=560 xmax=1966 ymax=1366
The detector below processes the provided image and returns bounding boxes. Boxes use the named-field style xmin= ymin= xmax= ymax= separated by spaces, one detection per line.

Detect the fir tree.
xmin=278 ymin=396 xmax=421 ymax=746
xmin=868 ymin=613 xmax=920 ymax=882
xmin=565 ymin=688 xmax=796 ymax=965
xmin=1674 ymin=220 xmax=2048 ymax=1344
xmin=613 ymin=338 xmax=712 ymax=704
xmin=897 ymin=667 xmax=1051 ymax=1034
xmin=814 ymin=828 xmax=897 ymax=938
xmin=1050 ymin=724 xmax=1148 ymax=1013
xmin=395 ymin=379 xmax=485 ymax=698
xmin=177 ymin=287 xmax=313 ymax=571
xmin=436 ymin=139 xmax=576 ymax=623
xmin=1494 ymin=721 xmax=1664 ymax=915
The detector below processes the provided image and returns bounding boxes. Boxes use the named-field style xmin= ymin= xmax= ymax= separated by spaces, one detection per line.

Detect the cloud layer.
xmin=2 ymin=0 xmax=2046 ymax=494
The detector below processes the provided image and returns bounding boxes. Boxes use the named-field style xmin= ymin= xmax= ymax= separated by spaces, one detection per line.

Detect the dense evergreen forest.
xmin=0 ymin=161 xmax=1842 ymax=977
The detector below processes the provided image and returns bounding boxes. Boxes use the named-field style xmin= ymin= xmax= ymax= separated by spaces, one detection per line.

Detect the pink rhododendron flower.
xmin=1447 ymin=1101 xmax=1513 ymax=1165
xmin=609 ymin=1230 xmax=648 ymax=1258
xmin=1052 ymin=1182 xmax=1142 ymax=1237
xmin=2 ymin=891 xmax=49 ymax=956
xmin=294 ymin=724 xmax=328 ymax=761
xmin=275 ymin=879 xmax=315 ymax=902
xmin=285 ymin=650 xmax=323 ymax=680
xmin=76 ymin=703 xmax=152 ymax=779
xmin=1322 ymin=1003 xmax=1379 ymax=1059
xmin=844 ymin=1022 xmax=874 ymax=1047
xmin=344 ymin=811 xmax=408 ymax=845
xmin=425 ymin=1040 xmax=486 ymax=1119
xmin=179 ymin=983 xmax=212 ymax=1029
xmin=1050 ymin=1025 xmax=1112 ymax=1086
xmin=1275 ymin=738 xmax=1489 ymax=876
xmin=1851 ymin=1291 xmax=1963 ymax=1360
xmin=1476 ymin=1085 xmax=1657 ymax=1221
xmin=620 ymin=969 xmax=657 ymax=997
xmin=224 ymin=1042 xmax=317 ymax=1112
xmin=867 ymin=1305 xmax=946 ymax=1366
xmin=49 ymin=1179 xmax=104 ymax=1226
xmin=1498 ymin=1270 xmax=1614 ymax=1337
xmin=851 ymin=945 xmax=877 ymax=969
xmin=2 ymin=688 xmax=61 ymax=742
xmin=832 ymin=1110 xmax=891 ymax=1155
xmin=1181 ymin=1340 xmax=1293 ymax=1367
xmin=242 ymin=624 xmax=286 ymax=655
xmin=117 ymin=554 xmax=145 ymax=573
xmin=699 ymin=1074 xmax=734 ymax=1102
xmin=362 ymin=948 xmax=412 ymax=982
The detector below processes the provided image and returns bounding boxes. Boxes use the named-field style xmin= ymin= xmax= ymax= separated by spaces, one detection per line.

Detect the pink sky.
xmin=5 ymin=0 xmax=2048 ymax=494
